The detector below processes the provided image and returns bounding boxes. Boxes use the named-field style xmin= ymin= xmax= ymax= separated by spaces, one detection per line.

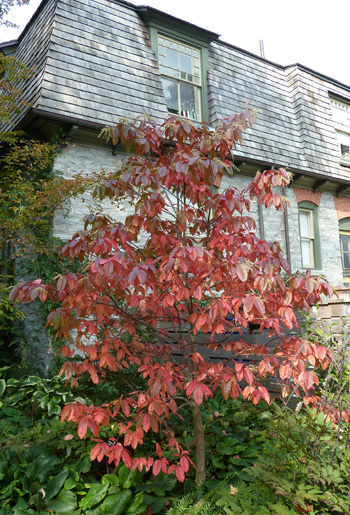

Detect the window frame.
xmin=339 ymin=218 xmax=350 ymax=286
xmin=158 ymin=35 xmax=202 ymax=121
xmin=298 ymin=201 xmax=322 ymax=270
xmin=330 ymin=96 xmax=350 ymax=166
xmin=139 ymin=11 xmax=216 ymax=124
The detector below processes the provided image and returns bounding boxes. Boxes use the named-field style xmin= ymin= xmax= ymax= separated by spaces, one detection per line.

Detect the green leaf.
xmin=109 ymin=485 xmax=122 ymax=494
xmin=64 ymin=478 xmax=78 ymax=490
xmin=0 ymin=379 xmax=6 ymax=397
xmin=79 ymin=483 xmax=109 ymax=510
xmin=124 ymin=493 xmax=144 ymax=515
xmin=142 ymin=494 xmax=168 ymax=514
xmin=101 ymin=473 xmax=120 ymax=486
xmin=47 ymin=399 xmax=61 ymax=416
xmin=27 ymin=455 xmax=59 ymax=482
xmin=100 ymin=490 xmax=132 ymax=515
xmin=45 ymin=489 xmax=77 ymax=514
xmin=86 ymin=508 xmax=103 ymax=515
xmin=271 ymin=504 xmax=297 ymax=515
xmin=39 ymin=395 xmax=49 ymax=410
xmin=44 ymin=469 xmax=69 ymax=501
xmin=118 ymin=465 xmax=139 ymax=489
xmin=77 ymin=455 xmax=91 ymax=474
xmin=7 ymin=390 xmax=28 ymax=404
xmin=20 ymin=377 xmax=41 ymax=386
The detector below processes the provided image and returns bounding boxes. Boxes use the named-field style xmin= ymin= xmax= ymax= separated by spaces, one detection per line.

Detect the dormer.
xmin=137 ymin=6 xmax=219 ymax=123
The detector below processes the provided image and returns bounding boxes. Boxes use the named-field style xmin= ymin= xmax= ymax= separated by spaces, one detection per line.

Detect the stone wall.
xmin=52 ymin=144 xmax=127 ymax=240
xmin=52 ymin=143 xmax=344 ymax=288
xmin=20 ymin=137 xmax=347 ymax=372
xmin=314 ymin=288 xmax=350 ymax=339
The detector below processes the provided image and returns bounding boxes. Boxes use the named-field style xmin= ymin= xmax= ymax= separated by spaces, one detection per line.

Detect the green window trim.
xmin=298 ymin=201 xmax=322 ymax=270
xmin=339 ymin=218 xmax=350 ymax=285
xmin=137 ymin=7 xmax=219 ymax=124
xmin=158 ymin=35 xmax=202 ymax=121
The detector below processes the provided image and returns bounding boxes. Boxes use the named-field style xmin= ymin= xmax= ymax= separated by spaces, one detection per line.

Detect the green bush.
xmin=0 ymin=367 xmax=179 ymax=514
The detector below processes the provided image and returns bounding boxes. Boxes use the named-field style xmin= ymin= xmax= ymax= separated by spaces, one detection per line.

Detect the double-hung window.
xmin=298 ymin=201 xmax=321 ymax=269
xmin=158 ymin=35 xmax=201 ymax=121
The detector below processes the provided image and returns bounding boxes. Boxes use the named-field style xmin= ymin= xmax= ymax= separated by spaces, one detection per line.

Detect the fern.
xmin=166 ymin=492 xmax=215 ymax=515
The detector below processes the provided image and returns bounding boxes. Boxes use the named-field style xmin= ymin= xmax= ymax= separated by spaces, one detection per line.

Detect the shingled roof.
xmin=3 ymin=0 xmax=350 ymax=182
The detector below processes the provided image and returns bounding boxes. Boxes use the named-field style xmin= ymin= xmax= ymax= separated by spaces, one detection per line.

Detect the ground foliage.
xmin=10 ymin=112 xmax=339 ymax=485
xmin=2 ymin=365 xmax=350 ymax=514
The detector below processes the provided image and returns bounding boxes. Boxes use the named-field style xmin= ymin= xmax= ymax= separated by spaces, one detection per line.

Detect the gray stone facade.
xmin=51 ymin=140 xmax=344 ymax=288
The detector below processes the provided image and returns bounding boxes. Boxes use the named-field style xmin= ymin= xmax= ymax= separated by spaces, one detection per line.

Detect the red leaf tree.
xmin=10 ymin=111 xmax=334 ymax=485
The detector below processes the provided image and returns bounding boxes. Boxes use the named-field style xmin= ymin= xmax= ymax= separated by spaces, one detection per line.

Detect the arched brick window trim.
xmin=333 ymin=196 xmax=350 ymax=220
xmin=293 ymin=187 xmax=321 ymax=207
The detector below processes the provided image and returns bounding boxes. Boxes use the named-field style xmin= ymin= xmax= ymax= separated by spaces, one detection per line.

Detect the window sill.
xmin=301 ymin=268 xmax=323 ymax=275
xmin=340 ymin=159 xmax=350 ymax=167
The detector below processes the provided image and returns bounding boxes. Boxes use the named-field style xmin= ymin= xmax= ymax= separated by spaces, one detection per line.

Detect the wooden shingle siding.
xmin=4 ymin=0 xmax=350 ymax=184
xmin=4 ymin=0 xmax=57 ymax=129
xmin=285 ymin=66 xmax=343 ymax=179
xmin=35 ymin=0 xmax=168 ymax=125
xmin=208 ymin=42 xmax=305 ymax=170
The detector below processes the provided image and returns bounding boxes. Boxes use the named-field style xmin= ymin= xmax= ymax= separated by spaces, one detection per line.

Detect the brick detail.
xmin=293 ymin=187 xmax=321 ymax=206
xmin=333 ymin=196 xmax=350 ymax=220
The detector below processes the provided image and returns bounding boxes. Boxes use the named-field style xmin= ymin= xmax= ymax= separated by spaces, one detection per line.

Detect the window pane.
xmin=180 ymin=52 xmax=192 ymax=74
xmin=343 ymin=251 xmax=350 ymax=271
xmin=301 ymin=239 xmax=313 ymax=267
xmin=180 ymin=82 xmax=195 ymax=111
xmin=340 ymin=234 xmax=350 ymax=271
xmin=161 ymin=77 xmax=178 ymax=113
xmin=341 ymin=233 xmax=350 ymax=252
xmin=166 ymin=48 xmax=179 ymax=71
xmin=299 ymin=210 xmax=312 ymax=238
xmin=180 ymin=83 xmax=200 ymax=120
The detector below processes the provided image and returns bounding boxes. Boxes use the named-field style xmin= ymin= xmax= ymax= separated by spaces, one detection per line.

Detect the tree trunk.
xmin=190 ymin=399 xmax=206 ymax=486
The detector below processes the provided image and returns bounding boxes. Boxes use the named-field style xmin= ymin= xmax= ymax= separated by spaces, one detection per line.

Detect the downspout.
xmin=282 ymin=185 xmax=292 ymax=273
xmin=258 ymin=204 xmax=265 ymax=240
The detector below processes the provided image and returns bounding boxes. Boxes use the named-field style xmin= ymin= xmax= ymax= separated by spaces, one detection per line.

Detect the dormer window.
xmin=158 ymin=36 xmax=201 ymax=121
xmin=330 ymin=97 xmax=350 ymax=164
xmin=136 ymin=5 xmax=219 ymax=124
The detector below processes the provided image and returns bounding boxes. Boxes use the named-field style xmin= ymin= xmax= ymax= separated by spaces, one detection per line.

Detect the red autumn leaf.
xmin=342 ymin=411 xmax=349 ymax=424
xmin=78 ymin=417 xmax=88 ymax=439
xmin=156 ymin=443 xmax=163 ymax=458
xmin=243 ymin=367 xmax=254 ymax=386
xmin=258 ymin=386 xmax=270 ymax=404
xmin=236 ymin=262 xmax=248 ymax=282
xmin=279 ymin=364 xmax=292 ymax=380
xmin=243 ymin=295 xmax=255 ymax=313
xmin=142 ymin=414 xmax=151 ymax=432
xmin=176 ymin=465 xmax=186 ymax=482
xmin=254 ymin=297 xmax=265 ymax=315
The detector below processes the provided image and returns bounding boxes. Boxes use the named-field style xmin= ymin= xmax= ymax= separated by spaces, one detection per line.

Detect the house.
xmin=2 ymin=0 xmax=350 ymax=362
